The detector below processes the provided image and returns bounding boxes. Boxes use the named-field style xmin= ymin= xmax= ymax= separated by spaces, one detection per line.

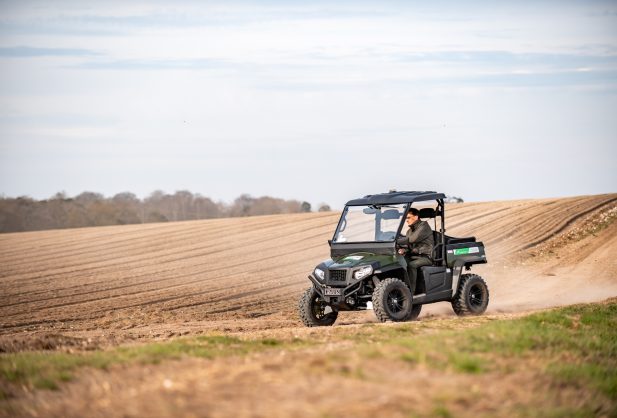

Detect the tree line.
xmin=0 ymin=191 xmax=332 ymax=233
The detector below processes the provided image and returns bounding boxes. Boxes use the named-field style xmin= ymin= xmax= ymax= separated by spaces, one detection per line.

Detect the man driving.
xmin=397 ymin=208 xmax=434 ymax=297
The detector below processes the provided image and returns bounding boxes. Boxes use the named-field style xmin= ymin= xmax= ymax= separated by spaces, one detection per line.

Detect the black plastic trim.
xmin=412 ymin=289 xmax=453 ymax=304
xmin=330 ymin=242 xmax=395 ymax=258
xmin=346 ymin=191 xmax=446 ymax=206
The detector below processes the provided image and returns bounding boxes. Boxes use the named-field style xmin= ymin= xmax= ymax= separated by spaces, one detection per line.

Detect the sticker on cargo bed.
xmin=344 ymin=255 xmax=364 ymax=261
xmin=453 ymin=247 xmax=479 ymax=255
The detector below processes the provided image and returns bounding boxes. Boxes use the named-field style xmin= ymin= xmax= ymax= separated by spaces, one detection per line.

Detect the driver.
xmin=397 ymin=208 xmax=434 ymax=297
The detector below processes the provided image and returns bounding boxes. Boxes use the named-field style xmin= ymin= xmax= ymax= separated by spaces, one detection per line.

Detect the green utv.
xmin=299 ymin=191 xmax=489 ymax=326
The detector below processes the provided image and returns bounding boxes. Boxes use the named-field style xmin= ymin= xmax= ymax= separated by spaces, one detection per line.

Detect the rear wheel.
xmin=372 ymin=278 xmax=413 ymax=322
xmin=452 ymin=274 xmax=489 ymax=316
xmin=299 ymin=287 xmax=338 ymax=327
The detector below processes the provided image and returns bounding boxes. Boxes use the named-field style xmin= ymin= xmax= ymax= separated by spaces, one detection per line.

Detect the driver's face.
xmin=406 ymin=214 xmax=418 ymax=225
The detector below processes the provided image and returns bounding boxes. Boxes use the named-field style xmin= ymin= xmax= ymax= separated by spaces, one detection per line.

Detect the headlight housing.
xmin=314 ymin=268 xmax=325 ymax=280
xmin=353 ymin=265 xmax=373 ymax=280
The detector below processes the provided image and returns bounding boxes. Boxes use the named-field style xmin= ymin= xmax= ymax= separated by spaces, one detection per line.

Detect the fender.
xmin=451 ymin=255 xmax=486 ymax=293
xmin=374 ymin=258 xmax=411 ymax=290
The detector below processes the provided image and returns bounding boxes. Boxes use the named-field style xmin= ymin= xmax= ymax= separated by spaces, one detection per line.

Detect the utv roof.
xmin=346 ymin=191 xmax=446 ymax=206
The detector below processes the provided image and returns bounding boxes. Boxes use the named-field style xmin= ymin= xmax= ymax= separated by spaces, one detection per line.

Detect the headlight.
xmin=353 ymin=265 xmax=373 ymax=280
xmin=314 ymin=268 xmax=325 ymax=280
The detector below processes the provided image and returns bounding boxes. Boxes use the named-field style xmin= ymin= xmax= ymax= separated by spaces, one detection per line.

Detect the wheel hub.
xmin=387 ymin=289 xmax=405 ymax=313
xmin=469 ymin=284 xmax=485 ymax=308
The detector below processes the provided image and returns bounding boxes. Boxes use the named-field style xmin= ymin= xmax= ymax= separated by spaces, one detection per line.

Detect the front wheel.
xmin=407 ymin=303 xmax=422 ymax=321
xmin=372 ymin=278 xmax=413 ymax=322
xmin=299 ymin=287 xmax=338 ymax=327
xmin=452 ymin=274 xmax=489 ymax=316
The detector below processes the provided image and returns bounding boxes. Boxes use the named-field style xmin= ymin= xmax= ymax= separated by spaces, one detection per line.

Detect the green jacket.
xmin=405 ymin=220 xmax=434 ymax=258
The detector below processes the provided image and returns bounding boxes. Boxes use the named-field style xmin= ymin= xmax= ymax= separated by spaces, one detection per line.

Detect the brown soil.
xmin=1 ymin=194 xmax=616 ymax=417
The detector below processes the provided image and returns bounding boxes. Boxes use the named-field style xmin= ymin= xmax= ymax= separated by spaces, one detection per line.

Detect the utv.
xmin=299 ymin=191 xmax=489 ymax=326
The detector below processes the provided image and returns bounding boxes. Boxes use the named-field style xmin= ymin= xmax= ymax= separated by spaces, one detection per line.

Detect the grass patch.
xmin=370 ymin=301 xmax=616 ymax=416
xmin=514 ymin=405 xmax=599 ymax=418
xmin=448 ymin=352 xmax=483 ymax=374
xmin=376 ymin=302 xmax=616 ymax=378
xmin=0 ymin=335 xmax=303 ymax=392
xmin=357 ymin=301 xmax=616 ymax=418
xmin=431 ymin=404 xmax=452 ymax=418
xmin=549 ymin=362 xmax=617 ymax=398
xmin=1 ymin=300 xmax=615 ymax=418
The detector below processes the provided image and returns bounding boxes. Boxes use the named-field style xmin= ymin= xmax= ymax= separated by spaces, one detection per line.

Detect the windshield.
xmin=333 ymin=204 xmax=407 ymax=243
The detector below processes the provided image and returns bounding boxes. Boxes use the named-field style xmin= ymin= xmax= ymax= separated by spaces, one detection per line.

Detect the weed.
xmin=432 ymin=403 xmax=452 ymax=418
xmin=448 ymin=353 xmax=483 ymax=374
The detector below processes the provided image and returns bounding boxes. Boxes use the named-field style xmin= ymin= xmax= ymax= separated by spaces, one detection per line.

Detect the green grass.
xmin=431 ymin=404 xmax=452 ymax=418
xmin=1 ymin=300 xmax=616 ymax=416
xmin=381 ymin=301 xmax=615 ymax=416
xmin=367 ymin=303 xmax=617 ymax=383
xmin=0 ymin=334 xmax=302 ymax=393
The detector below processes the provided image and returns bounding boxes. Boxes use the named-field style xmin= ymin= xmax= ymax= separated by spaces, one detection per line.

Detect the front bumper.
xmin=308 ymin=272 xmax=362 ymax=306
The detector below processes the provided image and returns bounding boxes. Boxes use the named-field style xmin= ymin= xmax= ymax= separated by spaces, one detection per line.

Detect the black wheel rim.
xmin=312 ymin=296 xmax=332 ymax=320
xmin=469 ymin=284 xmax=485 ymax=308
xmin=387 ymin=288 xmax=406 ymax=314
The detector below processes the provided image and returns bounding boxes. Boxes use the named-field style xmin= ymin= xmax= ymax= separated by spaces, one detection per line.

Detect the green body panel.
xmin=445 ymin=242 xmax=487 ymax=268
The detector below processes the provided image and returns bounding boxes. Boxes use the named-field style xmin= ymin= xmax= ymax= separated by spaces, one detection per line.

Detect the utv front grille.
xmin=329 ymin=269 xmax=347 ymax=282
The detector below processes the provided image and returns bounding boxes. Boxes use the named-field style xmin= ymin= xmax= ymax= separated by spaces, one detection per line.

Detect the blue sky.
xmin=0 ymin=0 xmax=616 ymax=207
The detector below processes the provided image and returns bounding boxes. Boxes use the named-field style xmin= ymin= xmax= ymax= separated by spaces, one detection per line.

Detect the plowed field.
xmin=1 ymin=194 xmax=616 ymax=350
xmin=1 ymin=194 xmax=617 ymax=417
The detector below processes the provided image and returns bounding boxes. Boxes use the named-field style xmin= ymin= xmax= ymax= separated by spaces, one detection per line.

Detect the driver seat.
xmin=418 ymin=208 xmax=441 ymax=265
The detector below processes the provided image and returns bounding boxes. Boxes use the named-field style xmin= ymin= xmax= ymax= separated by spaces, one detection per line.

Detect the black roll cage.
xmin=331 ymin=195 xmax=447 ymax=267
xmin=401 ymin=198 xmax=446 ymax=266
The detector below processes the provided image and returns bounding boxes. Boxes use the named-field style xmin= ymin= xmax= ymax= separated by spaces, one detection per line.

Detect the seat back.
xmin=417 ymin=208 xmax=443 ymax=263
xmin=418 ymin=207 xmax=436 ymax=219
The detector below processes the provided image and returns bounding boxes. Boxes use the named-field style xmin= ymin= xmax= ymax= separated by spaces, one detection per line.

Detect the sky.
xmin=0 ymin=0 xmax=616 ymax=208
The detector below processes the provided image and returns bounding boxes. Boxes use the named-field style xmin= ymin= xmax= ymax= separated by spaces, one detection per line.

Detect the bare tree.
xmin=0 ymin=190 xmax=321 ymax=233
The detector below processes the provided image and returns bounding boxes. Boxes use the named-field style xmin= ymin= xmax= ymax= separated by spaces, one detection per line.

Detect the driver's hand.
xmin=397 ymin=249 xmax=406 ymax=255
